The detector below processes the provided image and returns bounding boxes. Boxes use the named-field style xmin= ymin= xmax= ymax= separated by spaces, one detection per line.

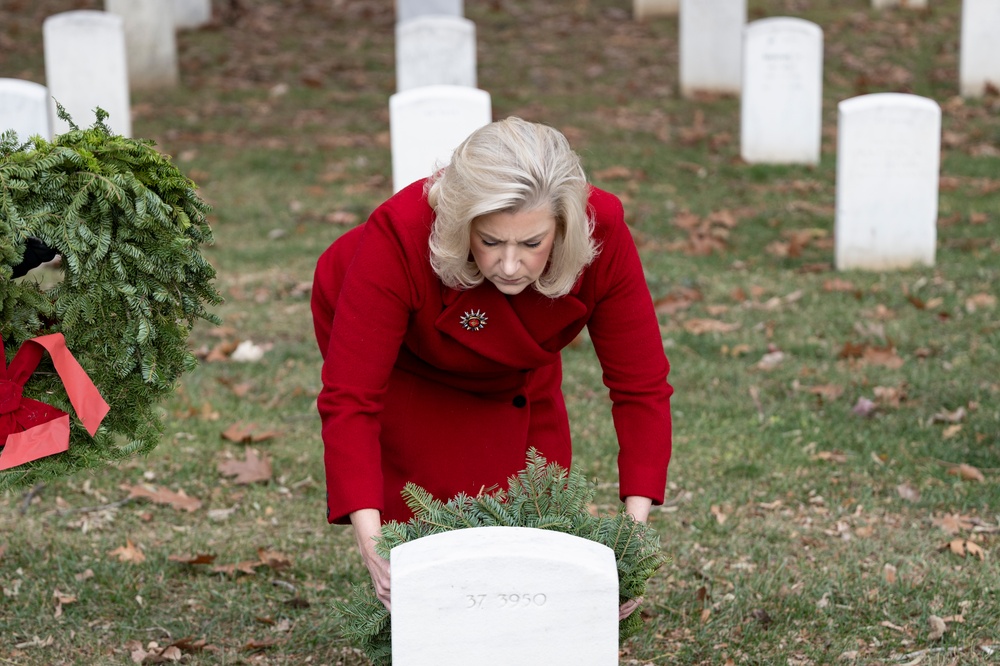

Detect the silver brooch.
xmin=460 ymin=309 xmax=488 ymax=331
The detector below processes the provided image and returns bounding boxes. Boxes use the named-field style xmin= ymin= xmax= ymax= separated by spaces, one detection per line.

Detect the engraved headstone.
xmin=396 ymin=16 xmax=477 ymax=92
xmin=173 ymin=0 xmax=212 ymax=30
xmin=390 ymin=84 xmax=491 ymax=192
xmin=396 ymin=0 xmax=463 ymax=22
xmin=634 ymin=0 xmax=679 ymax=19
xmin=106 ymin=0 xmax=179 ymax=90
xmin=835 ymin=93 xmax=941 ymax=271
xmin=0 ymin=79 xmax=52 ymax=142
xmin=679 ymin=0 xmax=747 ymax=97
xmin=960 ymin=0 xmax=1000 ymax=97
xmin=43 ymin=11 xmax=132 ymax=137
xmin=740 ymin=18 xmax=823 ymax=165
xmin=391 ymin=527 xmax=619 ymax=665
xmin=872 ymin=0 xmax=928 ymax=8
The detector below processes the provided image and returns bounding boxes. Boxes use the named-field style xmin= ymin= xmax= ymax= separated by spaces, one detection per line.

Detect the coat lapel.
xmin=435 ymin=281 xmax=588 ymax=369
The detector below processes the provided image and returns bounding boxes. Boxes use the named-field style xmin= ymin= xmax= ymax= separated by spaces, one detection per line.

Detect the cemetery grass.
xmin=2 ymin=0 xmax=999 ymax=663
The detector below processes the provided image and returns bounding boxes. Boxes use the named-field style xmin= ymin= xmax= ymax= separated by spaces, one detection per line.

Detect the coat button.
xmin=512 ymin=395 xmax=527 ymax=408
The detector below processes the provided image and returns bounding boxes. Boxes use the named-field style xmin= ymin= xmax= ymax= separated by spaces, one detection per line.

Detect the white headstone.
xmin=634 ymin=0 xmax=679 ymax=19
xmin=396 ymin=16 xmax=477 ymax=92
xmin=390 ymin=85 xmax=491 ymax=192
xmin=391 ymin=527 xmax=619 ymax=666
xmin=0 ymin=79 xmax=52 ymax=142
xmin=396 ymin=0 xmax=463 ymax=22
xmin=740 ymin=18 xmax=823 ymax=165
xmin=960 ymin=0 xmax=1000 ymax=97
xmin=871 ymin=0 xmax=928 ymax=8
xmin=172 ymin=0 xmax=212 ymax=30
xmin=105 ymin=0 xmax=179 ymax=90
xmin=679 ymin=0 xmax=747 ymax=97
xmin=835 ymin=93 xmax=941 ymax=271
xmin=43 ymin=11 xmax=132 ymax=137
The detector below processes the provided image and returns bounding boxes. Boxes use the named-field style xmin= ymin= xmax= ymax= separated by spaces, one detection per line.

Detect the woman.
xmin=312 ymin=117 xmax=672 ymax=612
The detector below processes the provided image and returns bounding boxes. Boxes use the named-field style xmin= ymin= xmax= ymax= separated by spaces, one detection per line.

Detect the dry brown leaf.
xmin=221 ymin=421 xmax=281 ymax=444
xmin=257 ymin=548 xmax=293 ymax=571
xmin=683 ymin=318 xmax=740 ymax=335
xmin=823 ymin=278 xmax=857 ymax=293
xmin=948 ymin=463 xmax=984 ymax=482
xmin=934 ymin=513 xmax=974 ymax=535
xmin=813 ymin=451 xmax=848 ymax=464
xmin=168 ymin=553 xmax=218 ymax=565
xmin=883 ymin=563 xmax=897 ymax=584
xmin=873 ymin=385 xmax=906 ymax=407
xmin=965 ymin=293 xmax=996 ymax=313
xmin=218 ymin=449 xmax=273 ymax=485
xmin=653 ymin=287 xmax=702 ymax=315
xmin=942 ymin=424 xmax=963 ymax=440
xmin=940 ymin=538 xmax=986 ymax=561
xmin=243 ymin=637 xmax=279 ymax=652
xmin=756 ymin=351 xmax=785 ymax=370
xmin=896 ymin=483 xmax=920 ymax=502
xmin=710 ymin=505 xmax=728 ymax=525
xmin=108 ymin=539 xmax=145 ymax=564
xmin=213 ymin=561 xmax=262 ymax=577
xmin=852 ymin=397 xmax=877 ymax=418
xmin=125 ymin=484 xmax=203 ymax=513
xmin=862 ymin=346 xmax=904 ymax=369
xmin=592 ymin=165 xmax=635 ymax=181
xmin=927 ymin=614 xmax=947 ymax=641
xmin=794 ymin=382 xmax=844 ymax=400
xmin=932 ymin=407 xmax=966 ymax=424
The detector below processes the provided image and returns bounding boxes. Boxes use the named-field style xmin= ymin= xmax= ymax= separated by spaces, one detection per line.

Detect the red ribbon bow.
xmin=0 ymin=333 xmax=109 ymax=471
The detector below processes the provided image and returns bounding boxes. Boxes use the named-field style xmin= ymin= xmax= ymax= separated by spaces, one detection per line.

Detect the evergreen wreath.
xmin=334 ymin=451 xmax=670 ymax=666
xmin=0 ymin=107 xmax=221 ymax=491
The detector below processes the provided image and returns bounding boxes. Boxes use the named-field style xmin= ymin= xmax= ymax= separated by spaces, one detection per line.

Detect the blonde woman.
xmin=312 ymin=117 xmax=672 ymax=614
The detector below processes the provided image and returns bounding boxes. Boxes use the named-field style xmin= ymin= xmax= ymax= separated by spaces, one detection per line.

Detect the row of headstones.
xmin=390 ymin=0 xmax=487 ymax=192
xmin=647 ymin=0 xmax=1000 ymax=99
xmin=0 ymin=0 xmax=211 ymax=142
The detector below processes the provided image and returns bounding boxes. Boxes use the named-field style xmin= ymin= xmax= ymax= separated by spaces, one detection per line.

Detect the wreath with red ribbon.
xmin=0 ymin=108 xmax=221 ymax=490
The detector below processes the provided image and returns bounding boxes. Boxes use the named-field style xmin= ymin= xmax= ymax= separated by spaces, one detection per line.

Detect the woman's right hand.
xmin=350 ymin=508 xmax=391 ymax=610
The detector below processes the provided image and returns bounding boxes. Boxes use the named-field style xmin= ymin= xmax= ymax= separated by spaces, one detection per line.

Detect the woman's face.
xmin=469 ymin=207 xmax=557 ymax=295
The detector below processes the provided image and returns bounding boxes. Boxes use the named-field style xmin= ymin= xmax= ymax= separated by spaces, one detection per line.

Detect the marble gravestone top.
xmin=391 ymin=526 xmax=619 ymax=665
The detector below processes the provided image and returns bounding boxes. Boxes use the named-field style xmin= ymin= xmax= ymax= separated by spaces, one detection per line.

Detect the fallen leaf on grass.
xmin=823 ymin=278 xmax=857 ymax=293
xmin=221 ymin=421 xmax=281 ymax=444
xmin=168 ymin=553 xmax=218 ymax=566
xmin=257 ymin=548 xmax=293 ymax=571
xmin=896 ymin=483 xmax=920 ymax=502
xmin=947 ymin=463 xmax=984 ymax=482
xmin=212 ymin=560 xmax=263 ymax=577
xmin=218 ymin=449 xmax=273 ymax=485
xmin=793 ymin=381 xmax=844 ymax=401
xmin=934 ymin=513 xmax=975 ymax=535
xmin=52 ymin=589 xmax=76 ymax=618
xmin=927 ymin=614 xmax=947 ymax=641
xmin=683 ymin=318 xmax=740 ymax=334
xmin=883 ymin=563 xmax=897 ymax=584
xmin=756 ymin=350 xmax=785 ymax=370
xmin=813 ymin=451 xmax=848 ymax=463
xmin=965 ymin=293 xmax=996 ymax=313
xmin=710 ymin=505 xmax=728 ymax=525
xmin=109 ymin=539 xmax=145 ymax=564
xmin=932 ymin=407 xmax=966 ymax=424
xmin=124 ymin=484 xmax=202 ymax=513
xmin=938 ymin=539 xmax=986 ymax=561
xmin=243 ymin=637 xmax=279 ymax=653
xmin=653 ymin=287 xmax=702 ymax=315
xmin=873 ymin=384 xmax=906 ymax=407
xmin=942 ymin=424 xmax=963 ymax=439
xmin=862 ymin=346 xmax=904 ymax=369
xmin=852 ymin=397 xmax=877 ymax=418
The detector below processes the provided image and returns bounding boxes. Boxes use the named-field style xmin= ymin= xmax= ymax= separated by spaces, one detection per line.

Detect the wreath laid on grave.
xmin=0 ymin=107 xmax=221 ymax=490
xmin=334 ymin=450 xmax=670 ymax=666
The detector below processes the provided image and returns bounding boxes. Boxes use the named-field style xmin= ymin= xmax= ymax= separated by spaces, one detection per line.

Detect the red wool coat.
xmin=312 ymin=180 xmax=672 ymax=524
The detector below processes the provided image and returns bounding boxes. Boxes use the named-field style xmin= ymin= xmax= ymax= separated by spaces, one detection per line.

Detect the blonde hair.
xmin=426 ymin=117 xmax=598 ymax=298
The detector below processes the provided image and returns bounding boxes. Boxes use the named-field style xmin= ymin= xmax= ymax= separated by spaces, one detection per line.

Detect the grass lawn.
xmin=1 ymin=0 xmax=998 ymax=664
